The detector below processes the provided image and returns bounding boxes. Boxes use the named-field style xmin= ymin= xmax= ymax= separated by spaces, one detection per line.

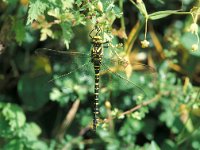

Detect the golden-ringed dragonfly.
xmin=35 ymin=26 xmax=156 ymax=132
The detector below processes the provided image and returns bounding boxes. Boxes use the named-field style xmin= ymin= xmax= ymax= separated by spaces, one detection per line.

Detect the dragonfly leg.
xmin=103 ymin=41 xmax=109 ymax=48
xmin=89 ymin=25 xmax=102 ymax=39
xmin=95 ymin=25 xmax=102 ymax=36
xmin=89 ymin=29 xmax=95 ymax=38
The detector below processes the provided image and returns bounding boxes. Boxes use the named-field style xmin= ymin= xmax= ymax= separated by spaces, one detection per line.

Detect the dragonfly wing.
xmin=34 ymin=48 xmax=94 ymax=92
xmin=100 ymin=56 xmax=157 ymax=95
xmin=35 ymin=48 xmax=90 ymax=56
xmin=101 ymin=62 xmax=146 ymax=94
xmin=35 ymin=48 xmax=91 ymax=72
xmin=102 ymin=56 xmax=156 ymax=73
xmin=35 ymin=48 xmax=90 ymax=64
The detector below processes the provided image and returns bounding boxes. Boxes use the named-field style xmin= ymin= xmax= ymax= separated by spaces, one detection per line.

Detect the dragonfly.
xmin=35 ymin=26 xmax=156 ymax=131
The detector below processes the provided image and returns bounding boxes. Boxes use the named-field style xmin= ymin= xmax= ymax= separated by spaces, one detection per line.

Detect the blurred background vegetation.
xmin=0 ymin=0 xmax=200 ymax=149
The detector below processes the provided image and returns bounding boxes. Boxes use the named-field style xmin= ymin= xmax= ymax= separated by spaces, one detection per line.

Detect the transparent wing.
xmin=35 ymin=48 xmax=90 ymax=68
xmin=35 ymin=48 xmax=91 ymax=72
xmin=100 ymin=51 xmax=157 ymax=96
xmin=34 ymin=47 xmax=157 ymax=96
xmin=35 ymin=48 xmax=90 ymax=58
xmin=34 ymin=48 xmax=94 ymax=92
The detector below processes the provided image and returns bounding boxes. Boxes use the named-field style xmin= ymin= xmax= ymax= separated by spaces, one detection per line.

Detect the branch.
xmin=102 ymin=92 xmax=169 ymax=124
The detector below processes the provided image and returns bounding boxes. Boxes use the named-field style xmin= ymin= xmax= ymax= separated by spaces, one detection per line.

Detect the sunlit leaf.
xmin=27 ymin=0 xmax=49 ymax=24
xmin=149 ymin=10 xmax=180 ymax=20
xmin=0 ymin=103 xmax=26 ymax=138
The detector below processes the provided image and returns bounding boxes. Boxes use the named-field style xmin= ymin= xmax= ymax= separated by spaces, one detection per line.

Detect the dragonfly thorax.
xmin=91 ymin=48 xmax=103 ymax=66
xmin=92 ymin=36 xmax=103 ymax=44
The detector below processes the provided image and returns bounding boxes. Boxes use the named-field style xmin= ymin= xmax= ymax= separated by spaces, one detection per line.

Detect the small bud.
xmin=189 ymin=23 xmax=198 ymax=34
xmin=97 ymin=1 xmax=103 ymax=12
xmin=131 ymin=111 xmax=142 ymax=120
xmin=141 ymin=40 xmax=150 ymax=48
xmin=91 ymin=5 xmax=95 ymax=10
xmin=105 ymin=100 xmax=111 ymax=109
xmin=118 ymin=114 xmax=125 ymax=119
xmin=102 ymin=123 xmax=108 ymax=130
xmin=111 ymin=108 xmax=119 ymax=116
xmin=192 ymin=44 xmax=198 ymax=51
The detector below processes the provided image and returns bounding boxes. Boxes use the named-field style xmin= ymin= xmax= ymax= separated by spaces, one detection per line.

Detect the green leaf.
xmin=0 ymin=103 xmax=26 ymax=138
xmin=20 ymin=123 xmax=42 ymax=140
xmin=75 ymin=0 xmax=82 ymax=7
xmin=130 ymin=0 xmax=148 ymax=17
xmin=160 ymin=106 xmax=175 ymax=127
xmin=13 ymin=19 xmax=25 ymax=45
xmin=2 ymin=0 xmax=18 ymax=4
xmin=181 ymin=32 xmax=200 ymax=56
xmin=131 ymin=111 xmax=142 ymax=120
xmin=3 ymin=138 xmax=48 ymax=150
xmin=149 ymin=10 xmax=180 ymax=20
xmin=17 ymin=74 xmax=52 ymax=110
xmin=3 ymin=139 xmax=24 ymax=150
xmin=27 ymin=0 xmax=49 ymax=25
xmin=61 ymin=0 xmax=74 ymax=9
xmin=28 ymin=141 xmax=48 ymax=150
xmin=161 ymin=139 xmax=177 ymax=149
xmin=60 ymin=22 xmax=74 ymax=49
xmin=50 ymin=88 xmax=62 ymax=101
xmin=148 ymin=141 xmax=161 ymax=150
xmin=113 ymin=6 xmax=122 ymax=18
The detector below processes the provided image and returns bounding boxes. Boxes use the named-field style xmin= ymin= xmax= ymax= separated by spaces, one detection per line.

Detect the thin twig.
xmin=102 ymin=92 xmax=168 ymax=124
xmin=56 ymin=99 xmax=80 ymax=140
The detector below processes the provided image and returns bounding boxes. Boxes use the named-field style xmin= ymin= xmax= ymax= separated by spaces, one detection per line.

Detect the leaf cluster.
xmin=0 ymin=0 xmax=200 ymax=150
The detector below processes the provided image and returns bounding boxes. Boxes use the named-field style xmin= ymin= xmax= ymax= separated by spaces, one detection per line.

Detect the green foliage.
xmin=0 ymin=0 xmax=200 ymax=149
xmin=17 ymin=74 xmax=52 ymax=110
xmin=26 ymin=0 xmax=121 ymax=48
xmin=0 ymin=103 xmax=26 ymax=138
xmin=12 ymin=19 xmax=26 ymax=45
xmin=27 ymin=0 xmax=49 ymax=25
xmin=0 ymin=103 xmax=48 ymax=150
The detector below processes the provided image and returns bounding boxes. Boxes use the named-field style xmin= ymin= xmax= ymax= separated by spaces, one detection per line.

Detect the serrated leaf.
xmin=3 ymin=137 xmax=48 ymax=150
xmin=2 ymin=103 xmax=26 ymax=128
xmin=62 ymin=0 xmax=74 ymax=9
xmin=104 ymin=0 xmax=115 ymax=11
xmin=0 ymin=103 xmax=26 ymax=138
xmin=131 ymin=111 xmax=142 ymax=120
xmin=113 ymin=6 xmax=122 ymax=18
xmin=50 ymin=88 xmax=62 ymax=101
xmin=20 ymin=123 xmax=42 ymax=140
xmin=75 ymin=0 xmax=82 ymax=7
xmin=47 ymin=8 xmax=60 ymax=19
xmin=60 ymin=22 xmax=74 ymax=49
xmin=40 ymin=28 xmax=54 ymax=41
xmin=27 ymin=0 xmax=49 ymax=25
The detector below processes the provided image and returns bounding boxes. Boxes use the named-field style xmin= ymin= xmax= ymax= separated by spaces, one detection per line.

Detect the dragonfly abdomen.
xmin=92 ymin=50 xmax=102 ymax=131
xmin=93 ymin=68 xmax=100 ymax=131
